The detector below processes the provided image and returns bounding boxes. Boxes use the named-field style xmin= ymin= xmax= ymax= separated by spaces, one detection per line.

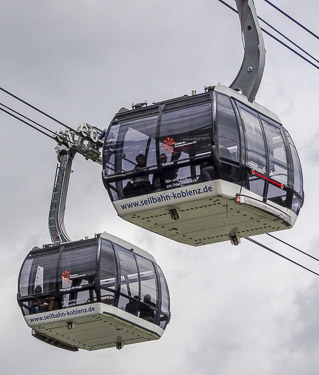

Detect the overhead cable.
xmin=266 ymin=233 xmax=319 ymax=262
xmin=0 ymin=86 xmax=77 ymax=133
xmin=261 ymin=28 xmax=319 ymax=70
xmin=258 ymin=15 xmax=319 ymax=65
xmin=246 ymin=237 xmax=319 ymax=278
xmin=0 ymin=102 xmax=56 ymax=136
xmin=0 ymin=106 xmax=56 ymax=141
xmin=264 ymin=0 xmax=319 ymax=40
xmin=218 ymin=0 xmax=319 ymax=70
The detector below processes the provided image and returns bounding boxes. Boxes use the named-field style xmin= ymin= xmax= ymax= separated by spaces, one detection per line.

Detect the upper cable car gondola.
xmin=101 ymin=0 xmax=304 ymax=246
xmin=17 ymin=232 xmax=170 ymax=351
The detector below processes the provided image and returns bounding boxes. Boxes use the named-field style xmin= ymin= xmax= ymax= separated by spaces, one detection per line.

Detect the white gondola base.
xmin=25 ymin=302 xmax=164 ymax=351
xmin=114 ymin=180 xmax=297 ymax=246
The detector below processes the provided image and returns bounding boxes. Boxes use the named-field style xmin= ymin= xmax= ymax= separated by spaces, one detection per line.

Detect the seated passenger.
xmin=47 ymin=284 xmax=61 ymax=311
xmin=153 ymin=153 xmax=178 ymax=190
xmin=200 ymin=162 xmax=216 ymax=182
xmin=125 ymin=295 xmax=139 ymax=316
xmin=123 ymin=154 xmax=153 ymax=197
xmin=32 ymin=285 xmax=48 ymax=313
xmin=139 ymin=294 xmax=156 ymax=322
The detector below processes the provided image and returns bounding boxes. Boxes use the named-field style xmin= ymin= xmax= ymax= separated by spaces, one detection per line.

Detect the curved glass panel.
xmin=103 ymin=124 xmax=120 ymax=173
xmin=27 ymin=253 xmax=59 ymax=296
xmin=292 ymin=194 xmax=303 ymax=215
xmin=100 ymin=239 xmax=117 ymax=305
xmin=262 ymin=118 xmax=288 ymax=206
xmin=156 ymin=265 xmax=170 ymax=329
xmin=59 ymin=245 xmax=97 ymax=308
xmin=285 ymin=131 xmax=303 ymax=198
xmin=136 ymin=256 xmax=158 ymax=323
xmin=238 ymin=105 xmax=267 ymax=173
xmin=105 ymin=116 xmax=158 ymax=200
xmin=267 ymin=184 xmax=287 ymax=207
xmin=114 ymin=244 xmax=140 ymax=311
xmin=19 ymin=259 xmax=33 ymax=297
xmin=216 ymin=94 xmax=240 ymax=163
xmin=158 ymin=102 xmax=213 ymax=188
xmin=262 ymin=119 xmax=288 ymax=185
xmin=19 ymin=251 xmax=60 ymax=314
xmin=238 ymin=104 xmax=266 ymax=196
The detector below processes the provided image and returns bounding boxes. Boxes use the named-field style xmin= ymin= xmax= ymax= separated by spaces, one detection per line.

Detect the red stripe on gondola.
xmin=252 ymin=170 xmax=284 ymax=189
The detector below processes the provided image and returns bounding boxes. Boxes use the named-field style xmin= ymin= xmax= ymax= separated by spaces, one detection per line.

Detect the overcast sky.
xmin=1 ymin=0 xmax=318 ymax=374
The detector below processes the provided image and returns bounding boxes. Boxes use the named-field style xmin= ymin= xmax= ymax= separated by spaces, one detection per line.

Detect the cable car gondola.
xmin=101 ymin=85 xmax=303 ymax=246
xmin=17 ymin=232 xmax=170 ymax=351
xmin=101 ymin=0 xmax=304 ymax=246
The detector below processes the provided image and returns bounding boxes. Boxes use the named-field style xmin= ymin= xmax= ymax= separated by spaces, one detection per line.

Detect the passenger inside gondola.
xmin=153 ymin=153 xmax=178 ymax=190
xmin=32 ymin=285 xmax=47 ymax=313
xmin=47 ymin=283 xmax=61 ymax=311
xmin=200 ymin=163 xmax=215 ymax=182
xmin=139 ymin=294 xmax=156 ymax=322
xmin=123 ymin=154 xmax=154 ymax=197
xmin=125 ymin=295 xmax=139 ymax=316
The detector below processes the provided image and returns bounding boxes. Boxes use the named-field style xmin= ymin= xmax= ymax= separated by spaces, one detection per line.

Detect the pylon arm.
xmin=48 ymin=145 xmax=76 ymax=244
xmin=230 ymin=0 xmax=266 ymax=102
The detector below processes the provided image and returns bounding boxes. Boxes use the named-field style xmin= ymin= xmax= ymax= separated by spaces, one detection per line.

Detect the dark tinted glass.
xmin=267 ymin=183 xmax=287 ymax=206
xmin=136 ymin=256 xmax=158 ymax=323
xmin=158 ymin=103 xmax=212 ymax=189
xmin=248 ymin=172 xmax=265 ymax=197
xmin=23 ymin=252 xmax=59 ymax=296
xmin=136 ymin=256 xmax=158 ymax=307
xmin=60 ymin=246 xmax=97 ymax=282
xmin=114 ymin=244 xmax=139 ymax=310
xmin=100 ymin=239 xmax=117 ymax=291
xmin=104 ymin=124 xmax=120 ymax=174
xmin=286 ymin=131 xmax=303 ymax=197
xmin=117 ymin=116 xmax=158 ymax=173
xmin=19 ymin=259 xmax=33 ymax=297
xmin=238 ymin=105 xmax=267 ymax=174
xmin=292 ymin=194 xmax=303 ymax=215
xmin=262 ymin=118 xmax=288 ymax=186
xmin=59 ymin=245 xmax=97 ymax=308
xmin=217 ymin=94 xmax=240 ymax=162
xmin=160 ymin=103 xmax=212 ymax=161
xmin=156 ymin=265 xmax=169 ymax=314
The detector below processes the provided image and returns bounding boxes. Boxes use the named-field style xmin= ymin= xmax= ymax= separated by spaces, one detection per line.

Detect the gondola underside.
xmin=114 ymin=180 xmax=297 ymax=246
xmin=25 ymin=303 xmax=163 ymax=351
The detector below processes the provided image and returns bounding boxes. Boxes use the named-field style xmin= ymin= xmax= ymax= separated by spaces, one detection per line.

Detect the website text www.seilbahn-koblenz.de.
xmin=120 ymin=184 xmax=213 ymax=210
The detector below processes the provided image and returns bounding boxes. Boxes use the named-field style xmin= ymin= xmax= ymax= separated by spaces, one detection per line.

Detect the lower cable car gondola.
xmin=17 ymin=232 xmax=170 ymax=351
xmin=101 ymin=85 xmax=304 ymax=246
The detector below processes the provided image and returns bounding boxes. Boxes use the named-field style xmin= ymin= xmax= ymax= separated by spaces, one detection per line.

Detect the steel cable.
xmin=246 ymin=237 xmax=319 ymax=277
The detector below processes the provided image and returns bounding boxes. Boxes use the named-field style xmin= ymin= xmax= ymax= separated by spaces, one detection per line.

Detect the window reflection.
xmin=216 ymin=94 xmax=240 ymax=163
xmin=238 ymin=106 xmax=267 ymax=174
xmin=262 ymin=118 xmax=288 ymax=185
xmin=18 ymin=238 xmax=170 ymax=329
xmin=159 ymin=102 xmax=213 ymax=188
xmin=286 ymin=131 xmax=303 ymax=197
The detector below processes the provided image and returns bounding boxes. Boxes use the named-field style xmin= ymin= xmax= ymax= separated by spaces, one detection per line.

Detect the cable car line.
xmin=246 ymin=237 xmax=319 ymax=278
xmin=258 ymin=15 xmax=319 ymax=65
xmin=0 ymin=86 xmax=78 ymax=133
xmin=264 ymin=0 xmax=319 ymax=41
xmin=0 ymin=106 xmax=56 ymax=141
xmin=218 ymin=0 xmax=319 ymax=70
xmin=0 ymin=101 xmax=57 ymax=137
xmin=266 ymin=233 xmax=319 ymax=262
xmin=261 ymin=28 xmax=319 ymax=70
